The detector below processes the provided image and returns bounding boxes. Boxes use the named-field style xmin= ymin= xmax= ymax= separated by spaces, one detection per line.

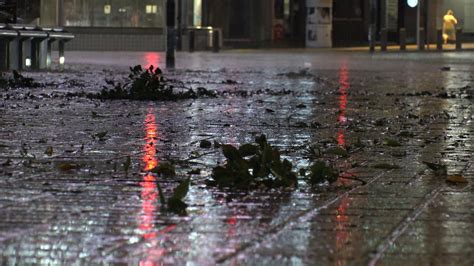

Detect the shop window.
xmin=62 ymin=0 xmax=164 ymax=28
xmin=146 ymin=5 xmax=157 ymax=14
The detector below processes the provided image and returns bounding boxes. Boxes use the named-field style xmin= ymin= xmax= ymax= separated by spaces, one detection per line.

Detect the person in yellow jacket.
xmin=443 ymin=10 xmax=458 ymax=44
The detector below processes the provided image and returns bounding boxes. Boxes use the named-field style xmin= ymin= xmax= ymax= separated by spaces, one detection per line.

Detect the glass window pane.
xmin=63 ymin=0 xmax=164 ymax=28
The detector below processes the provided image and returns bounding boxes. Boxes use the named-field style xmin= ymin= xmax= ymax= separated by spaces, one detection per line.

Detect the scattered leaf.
xmin=94 ymin=131 xmax=108 ymax=141
xmin=384 ymin=138 xmax=402 ymax=147
xmin=446 ymin=175 xmax=468 ymax=184
xmin=151 ymin=162 xmax=176 ymax=177
xmin=44 ymin=146 xmax=53 ymax=156
xmin=308 ymin=161 xmax=339 ymax=184
xmin=210 ymin=134 xmax=297 ymax=190
xmin=123 ymin=155 xmax=131 ymax=173
xmin=84 ymin=65 xmax=217 ymax=101
xmin=199 ymin=139 xmax=212 ymax=149
xmin=422 ymin=161 xmax=447 ymax=176
xmin=58 ymin=163 xmax=81 ymax=171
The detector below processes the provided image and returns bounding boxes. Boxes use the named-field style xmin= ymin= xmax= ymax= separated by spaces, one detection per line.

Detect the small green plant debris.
xmin=94 ymin=131 xmax=108 ymax=141
xmin=123 ymin=155 xmax=131 ymax=173
xmin=90 ymin=65 xmax=217 ymax=101
xmin=209 ymin=134 xmax=297 ymax=190
xmin=383 ymin=138 xmax=402 ymax=147
xmin=156 ymin=178 xmax=190 ymax=216
xmin=199 ymin=139 xmax=212 ymax=149
xmin=58 ymin=162 xmax=82 ymax=171
xmin=1 ymin=71 xmax=42 ymax=89
xmin=44 ymin=146 xmax=53 ymax=156
xmin=307 ymin=161 xmax=339 ymax=184
xmin=151 ymin=162 xmax=176 ymax=177
xmin=422 ymin=161 xmax=447 ymax=176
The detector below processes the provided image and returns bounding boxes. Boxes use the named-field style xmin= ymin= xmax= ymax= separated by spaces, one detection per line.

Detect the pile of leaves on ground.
xmin=208 ymin=134 xmax=340 ymax=190
xmin=0 ymin=71 xmax=42 ymax=89
xmin=88 ymin=65 xmax=217 ymax=101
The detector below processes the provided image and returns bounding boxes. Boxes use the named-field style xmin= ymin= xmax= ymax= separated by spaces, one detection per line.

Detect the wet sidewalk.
xmin=0 ymin=51 xmax=473 ymax=265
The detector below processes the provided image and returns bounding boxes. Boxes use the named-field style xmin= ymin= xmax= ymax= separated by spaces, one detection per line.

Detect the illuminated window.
xmin=146 ymin=5 xmax=158 ymax=14
xmin=104 ymin=5 xmax=111 ymax=14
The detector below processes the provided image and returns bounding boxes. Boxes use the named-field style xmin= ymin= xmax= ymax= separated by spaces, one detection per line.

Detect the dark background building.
xmin=2 ymin=0 xmax=473 ymax=50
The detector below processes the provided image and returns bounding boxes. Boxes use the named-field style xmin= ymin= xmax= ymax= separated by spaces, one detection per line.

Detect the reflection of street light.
xmin=407 ymin=0 xmax=418 ymax=8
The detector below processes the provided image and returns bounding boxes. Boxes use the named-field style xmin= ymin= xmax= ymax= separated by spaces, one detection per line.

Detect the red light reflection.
xmin=335 ymin=196 xmax=351 ymax=266
xmin=139 ymin=109 xmax=176 ymax=265
xmin=337 ymin=64 xmax=349 ymax=147
xmin=143 ymin=52 xmax=161 ymax=69
xmin=140 ymin=111 xmax=159 ymax=240
xmin=335 ymin=63 xmax=352 ymax=265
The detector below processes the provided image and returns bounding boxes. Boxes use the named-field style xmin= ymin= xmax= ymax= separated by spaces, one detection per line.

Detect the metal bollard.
xmin=0 ymin=40 xmax=8 ymax=71
xmin=456 ymin=28 xmax=462 ymax=50
xmin=212 ymin=30 xmax=220 ymax=53
xmin=31 ymin=39 xmax=42 ymax=70
xmin=418 ymin=28 xmax=425 ymax=51
xmin=437 ymin=29 xmax=443 ymax=50
xmin=46 ymin=39 xmax=53 ymax=69
xmin=22 ymin=39 xmax=32 ymax=69
xmin=369 ymin=24 xmax=376 ymax=52
xmin=58 ymin=40 xmax=65 ymax=71
xmin=9 ymin=39 xmax=20 ymax=70
xmin=380 ymin=28 xmax=387 ymax=52
xmin=399 ymin=28 xmax=406 ymax=51
xmin=189 ymin=30 xmax=195 ymax=53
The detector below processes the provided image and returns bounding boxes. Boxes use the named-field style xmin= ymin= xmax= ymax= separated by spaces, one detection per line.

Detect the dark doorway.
xmin=228 ymin=0 xmax=250 ymax=39
xmin=332 ymin=0 xmax=367 ymax=46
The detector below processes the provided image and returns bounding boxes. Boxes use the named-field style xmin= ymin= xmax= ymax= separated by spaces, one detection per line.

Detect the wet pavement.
xmin=0 ymin=50 xmax=473 ymax=265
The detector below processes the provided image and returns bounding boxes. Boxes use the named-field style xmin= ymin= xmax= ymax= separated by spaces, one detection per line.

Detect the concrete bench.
xmin=0 ymin=23 xmax=74 ymax=71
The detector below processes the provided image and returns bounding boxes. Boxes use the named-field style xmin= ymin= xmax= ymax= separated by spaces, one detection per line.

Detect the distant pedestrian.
xmin=443 ymin=10 xmax=458 ymax=44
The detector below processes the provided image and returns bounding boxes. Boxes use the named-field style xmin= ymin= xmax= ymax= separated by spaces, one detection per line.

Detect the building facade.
xmin=5 ymin=0 xmax=472 ymax=50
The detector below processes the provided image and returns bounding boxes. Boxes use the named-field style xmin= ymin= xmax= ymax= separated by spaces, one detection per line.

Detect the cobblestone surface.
xmin=0 ymin=50 xmax=473 ymax=265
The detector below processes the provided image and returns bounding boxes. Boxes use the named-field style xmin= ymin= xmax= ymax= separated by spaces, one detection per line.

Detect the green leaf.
xmin=222 ymin=145 xmax=241 ymax=161
xmin=151 ymin=162 xmax=176 ymax=177
xmin=309 ymin=161 xmax=339 ymax=184
xmin=167 ymin=197 xmax=188 ymax=216
xmin=123 ymin=155 xmax=131 ymax=173
xmin=171 ymin=178 xmax=190 ymax=200
xmin=238 ymin=143 xmax=259 ymax=157
xmin=422 ymin=161 xmax=447 ymax=176
xmin=155 ymin=181 xmax=166 ymax=208
xmin=255 ymin=134 xmax=267 ymax=147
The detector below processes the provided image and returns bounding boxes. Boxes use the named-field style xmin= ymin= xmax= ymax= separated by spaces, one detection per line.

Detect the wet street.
xmin=0 ymin=50 xmax=473 ymax=265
